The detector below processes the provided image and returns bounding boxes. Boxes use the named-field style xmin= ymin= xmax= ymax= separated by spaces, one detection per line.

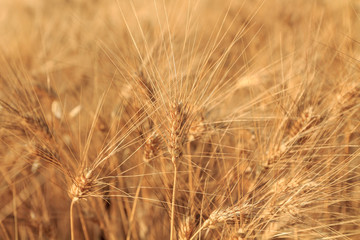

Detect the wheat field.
xmin=0 ymin=0 xmax=360 ymax=239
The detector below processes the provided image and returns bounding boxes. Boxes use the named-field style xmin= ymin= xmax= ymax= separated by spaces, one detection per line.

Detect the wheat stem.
xmin=187 ymin=143 xmax=193 ymax=202
xmin=170 ymin=162 xmax=177 ymax=240
xmin=78 ymin=209 xmax=90 ymax=240
xmin=70 ymin=199 xmax=76 ymax=240
xmin=126 ymin=165 xmax=146 ymax=240
xmin=12 ymin=184 xmax=18 ymax=240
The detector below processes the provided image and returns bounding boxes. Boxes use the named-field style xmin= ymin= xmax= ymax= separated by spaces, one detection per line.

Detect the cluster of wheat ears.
xmin=0 ymin=0 xmax=360 ymax=239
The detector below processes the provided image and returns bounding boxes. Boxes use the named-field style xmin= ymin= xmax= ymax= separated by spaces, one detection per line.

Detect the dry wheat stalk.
xmin=167 ymin=101 xmax=188 ymax=240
